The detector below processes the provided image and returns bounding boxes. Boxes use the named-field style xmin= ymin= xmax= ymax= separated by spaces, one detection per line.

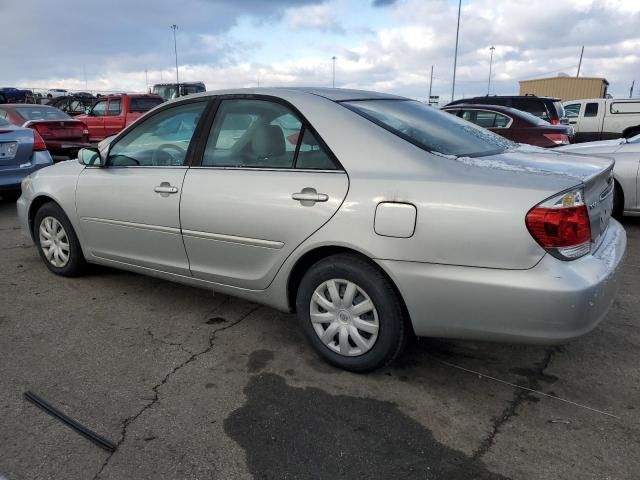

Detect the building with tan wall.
xmin=519 ymin=76 xmax=609 ymax=101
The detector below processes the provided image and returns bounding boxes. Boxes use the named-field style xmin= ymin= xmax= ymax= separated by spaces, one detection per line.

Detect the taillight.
xmin=526 ymin=188 xmax=591 ymax=260
xmin=543 ymin=133 xmax=569 ymax=145
xmin=549 ymin=119 xmax=559 ymax=125
xmin=29 ymin=123 xmax=52 ymax=138
xmin=32 ymin=130 xmax=48 ymax=151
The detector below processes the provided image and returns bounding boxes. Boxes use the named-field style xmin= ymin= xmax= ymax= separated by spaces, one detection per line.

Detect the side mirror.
xmin=78 ymin=147 xmax=104 ymax=167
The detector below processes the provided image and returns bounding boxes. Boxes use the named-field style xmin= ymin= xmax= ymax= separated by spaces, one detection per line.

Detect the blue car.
xmin=0 ymin=117 xmax=53 ymax=201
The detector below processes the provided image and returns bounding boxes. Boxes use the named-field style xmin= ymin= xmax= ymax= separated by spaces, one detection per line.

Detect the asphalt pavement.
xmin=0 ymin=197 xmax=638 ymax=479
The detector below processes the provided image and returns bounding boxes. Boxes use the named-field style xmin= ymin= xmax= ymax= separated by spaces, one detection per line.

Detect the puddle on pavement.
xmin=224 ymin=373 xmax=508 ymax=479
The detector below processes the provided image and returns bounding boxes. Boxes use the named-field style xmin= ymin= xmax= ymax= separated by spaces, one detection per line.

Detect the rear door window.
xmin=585 ymin=103 xmax=599 ymax=117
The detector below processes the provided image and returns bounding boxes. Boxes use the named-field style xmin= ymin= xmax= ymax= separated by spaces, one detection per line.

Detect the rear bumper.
xmin=378 ymin=219 xmax=626 ymax=343
xmin=0 ymin=151 xmax=52 ymax=190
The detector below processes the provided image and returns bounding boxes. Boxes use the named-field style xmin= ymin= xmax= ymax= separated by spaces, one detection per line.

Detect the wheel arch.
xmin=27 ymin=195 xmax=59 ymax=241
xmin=621 ymin=125 xmax=640 ymax=138
xmin=286 ymin=245 xmax=414 ymax=334
xmin=613 ymin=177 xmax=625 ymax=217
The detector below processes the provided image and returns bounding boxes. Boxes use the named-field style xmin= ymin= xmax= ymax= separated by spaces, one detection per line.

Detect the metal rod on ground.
xmin=487 ymin=46 xmax=495 ymax=95
xmin=171 ymin=24 xmax=179 ymax=96
xmin=451 ymin=0 xmax=462 ymax=102
xmin=576 ymin=45 xmax=584 ymax=78
xmin=24 ymin=391 xmax=116 ymax=452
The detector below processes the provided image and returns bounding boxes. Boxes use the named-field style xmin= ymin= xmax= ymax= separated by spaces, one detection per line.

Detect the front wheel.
xmin=34 ymin=202 xmax=87 ymax=277
xmin=296 ymin=254 xmax=408 ymax=372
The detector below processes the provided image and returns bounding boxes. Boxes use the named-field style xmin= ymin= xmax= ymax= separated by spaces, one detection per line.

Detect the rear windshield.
xmin=129 ymin=97 xmax=164 ymax=113
xmin=15 ymin=106 xmax=71 ymax=121
xmin=343 ymin=100 xmax=513 ymax=157
xmin=517 ymin=109 xmax=550 ymax=126
xmin=553 ymin=101 xmax=566 ymax=119
xmin=0 ymin=118 xmax=9 ymax=126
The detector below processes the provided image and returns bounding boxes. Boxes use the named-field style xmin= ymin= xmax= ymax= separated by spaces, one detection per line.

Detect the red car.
xmin=76 ymin=94 xmax=163 ymax=142
xmin=0 ymin=104 xmax=89 ymax=158
xmin=442 ymin=104 xmax=574 ymax=148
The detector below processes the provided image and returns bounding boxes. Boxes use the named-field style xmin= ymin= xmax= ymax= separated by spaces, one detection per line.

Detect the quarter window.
xmin=108 ymin=101 xmax=207 ymax=167
xmin=202 ymin=99 xmax=336 ymax=170
xmin=585 ymin=103 xmax=599 ymax=117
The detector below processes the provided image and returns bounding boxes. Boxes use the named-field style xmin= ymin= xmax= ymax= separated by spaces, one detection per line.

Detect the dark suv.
xmin=446 ymin=95 xmax=567 ymax=125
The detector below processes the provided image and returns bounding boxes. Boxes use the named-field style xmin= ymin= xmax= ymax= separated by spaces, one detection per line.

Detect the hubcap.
xmin=310 ymin=279 xmax=379 ymax=357
xmin=39 ymin=216 xmax=70 ymax=268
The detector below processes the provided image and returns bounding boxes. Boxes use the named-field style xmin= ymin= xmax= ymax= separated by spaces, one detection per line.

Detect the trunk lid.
xmin=479 ymin=146 xmax=615 ymax=246
xmin=23 ymin=120 xmax=86 ymax=140
xmin=0 ymin=125 xmax=34 ymax=169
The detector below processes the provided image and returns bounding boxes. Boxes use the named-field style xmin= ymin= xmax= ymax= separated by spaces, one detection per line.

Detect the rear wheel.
xmin=34 ymin=202 xmax=87 ymax=277
xmin=296 ymin=254 xmax=408 ymax=372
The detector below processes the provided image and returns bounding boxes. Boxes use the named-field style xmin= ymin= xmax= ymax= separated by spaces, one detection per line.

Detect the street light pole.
xmin=171 ymin=24 xmax=179 ymax=96
xmin=487 ymin=46 xmax=495 ymax=95
xmin=428 ymin=65 xmax=433 ymax=105
xmin=451 ymin=0 xmax=462 ymax=102
xmin=332 ymin=56 xmax=336 ymax=88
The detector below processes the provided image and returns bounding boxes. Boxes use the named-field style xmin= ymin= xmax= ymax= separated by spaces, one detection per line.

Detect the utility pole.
xmin=332 ymin=56 xmax=336 ymax=88
xmin=428 ymin=65 xmax=434 ymax=105
xmin=576 ymin=45 xmax=584 ymax=78
xmin=171 ymin=24 xmax=179 ymax=95
xmin=451 ymin=0 xmax=462 ymax=102
xmin=487 ymin=46 xmax=495 ymax=95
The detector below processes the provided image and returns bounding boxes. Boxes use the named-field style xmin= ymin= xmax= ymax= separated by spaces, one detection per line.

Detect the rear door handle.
xmin=292 ymin=188 xmax=328 ymax=205
xmin=154 ymin=182 xmax=179 ymax=196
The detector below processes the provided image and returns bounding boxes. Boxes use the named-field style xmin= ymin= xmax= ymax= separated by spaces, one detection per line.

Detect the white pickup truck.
xmin=563 ymin=98 xmax=640 ymax=143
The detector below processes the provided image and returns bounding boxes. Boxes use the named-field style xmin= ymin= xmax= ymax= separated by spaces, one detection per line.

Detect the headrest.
xmin=252 ymin=124 xmax=285 ymax=158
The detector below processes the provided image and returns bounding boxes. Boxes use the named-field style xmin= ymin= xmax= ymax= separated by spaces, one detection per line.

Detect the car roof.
xmin=174 ymin=87 xmax=407 ymax=103
xmin=442 ymin=103 xmax=523 ymax=114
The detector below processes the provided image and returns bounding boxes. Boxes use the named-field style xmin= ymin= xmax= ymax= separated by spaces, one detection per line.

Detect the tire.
xmin=613 ymin=182 xmax=624 ymax=219
xmin=295 ymin=253 xmax=408 ymax=372
xmin=33 ymin=202 xmax=87 ymax=277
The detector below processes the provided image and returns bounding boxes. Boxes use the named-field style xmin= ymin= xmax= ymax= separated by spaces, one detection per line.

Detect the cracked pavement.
xmin=0 ymin=198 xmax=639 ymax=479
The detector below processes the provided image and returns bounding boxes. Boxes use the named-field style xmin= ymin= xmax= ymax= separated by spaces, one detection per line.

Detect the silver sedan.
xmin=17 ymin=88 xmax=626 ymax=372
xmin=557 ymin=134 xmax=640 ymax=217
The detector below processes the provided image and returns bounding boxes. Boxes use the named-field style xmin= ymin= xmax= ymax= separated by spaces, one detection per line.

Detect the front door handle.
xmin=154 ymin=182 xmax=179 ymax=197
xmin=292 ymin=187 xmax=329 ymax=206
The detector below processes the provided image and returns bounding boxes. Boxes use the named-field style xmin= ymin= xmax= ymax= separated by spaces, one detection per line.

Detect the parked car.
xmin=442 ymin=104 xmax=574 ymax=147
xmin=45 ymin=88 xmax=69 ymax=99
xmin=17 ymin=88 xmax=625 ymax=372
xmin=0 ymin=104 xmax=89 ymax=158
xmin=446 ymin=95 xmax=568 ymax=125
xmin=557 ymin=133 xmax=640 ymax=217
xmin=152 ymin=82 xmax=206 ymax=101
xmin=0 ymin=117 xmax=53 ymax=201
xmin=562 ymin=98 xmax=640 ymax=143
xmin=0 ymin=87 xmax=37 ymax=104
xmin=75 ymin=94 xmax=164 ymax=142
xmin=48 ymin=95 xmax=96 ymax=117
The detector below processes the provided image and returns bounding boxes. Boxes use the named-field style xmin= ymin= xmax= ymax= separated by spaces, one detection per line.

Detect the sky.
xmin=2 ymin=0 xmax=639 ymax=102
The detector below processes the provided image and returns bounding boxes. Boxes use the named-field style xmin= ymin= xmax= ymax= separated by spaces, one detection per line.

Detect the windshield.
xmin=15 ymin=106 xmax=71 ymax=121
xmin=344 ymin=100 xmax=514 ymax=157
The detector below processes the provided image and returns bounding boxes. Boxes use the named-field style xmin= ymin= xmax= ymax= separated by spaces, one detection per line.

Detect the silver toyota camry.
xmin=17 ymin=88 xmax=627 ymax=372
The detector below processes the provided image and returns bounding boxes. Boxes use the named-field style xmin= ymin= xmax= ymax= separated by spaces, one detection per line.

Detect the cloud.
xmin=3 ymin=0 xmax=640 ymax=102
xmin=286 ymin=4 xmax=345 ymax=33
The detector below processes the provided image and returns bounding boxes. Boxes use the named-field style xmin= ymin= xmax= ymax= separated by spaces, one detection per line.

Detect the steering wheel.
xmin=151 ymin=144 xmax=186 ymax=166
